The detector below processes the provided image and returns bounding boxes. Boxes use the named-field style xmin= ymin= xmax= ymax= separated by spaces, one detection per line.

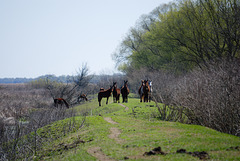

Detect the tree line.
xmin=113 ymin=0 xmax=240 ymax=73
xmin=0 ymin=75 xmax=70 ymax=84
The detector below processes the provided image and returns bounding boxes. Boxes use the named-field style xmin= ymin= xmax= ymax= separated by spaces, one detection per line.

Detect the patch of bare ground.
xmin=87 ymin=147 xmax=116 ymax=161
xmin=109 ymin=127 xmax=124 ymax=144
xmin=104 ymin=117 xmax=125 ymax=143
xmin=119 ymin=103 xmax=129 ymax=110
xmin=87 ymin=117 xmax=124 ymax=160
xmin=104 ymin=117 xmax=118 ymax=124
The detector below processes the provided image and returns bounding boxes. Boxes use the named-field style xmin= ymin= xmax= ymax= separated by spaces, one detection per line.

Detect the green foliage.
xmin=113 ymin=0 xmax=240 ymax=74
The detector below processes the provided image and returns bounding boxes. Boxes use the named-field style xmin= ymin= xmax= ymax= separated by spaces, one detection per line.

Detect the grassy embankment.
xmin=36 ymin=95 xmax=240 ymax=161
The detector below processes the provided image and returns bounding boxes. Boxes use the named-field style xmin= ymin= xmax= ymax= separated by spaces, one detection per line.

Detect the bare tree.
xmin=45 ymin=63 xmax=91 ymax=106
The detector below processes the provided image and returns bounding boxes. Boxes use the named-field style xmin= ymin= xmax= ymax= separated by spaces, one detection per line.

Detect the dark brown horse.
xmin=113 ymin=82 xmax=121 ymax=103
xmin=121 ymin=80 xmax=130 ymax=103
xmin=138 ymin=80 xmax=150 ymax=102
xmin=98 ymin=82 xmax=115 ymax=106
xmin=78 ymin=94 xmax=88 ymax=102
xmin=54 ymin=98 xmax=69 ymax=108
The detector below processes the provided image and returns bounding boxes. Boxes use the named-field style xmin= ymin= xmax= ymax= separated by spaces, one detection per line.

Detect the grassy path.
xmin=87 ymin=117 xmax=123 ymax=161
xmin=40 ymin=97 xmax=240 ymax=161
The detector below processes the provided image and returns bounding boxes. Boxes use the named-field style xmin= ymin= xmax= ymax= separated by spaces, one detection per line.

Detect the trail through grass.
xmin=38 ymin=97 xmax=240 ymax=161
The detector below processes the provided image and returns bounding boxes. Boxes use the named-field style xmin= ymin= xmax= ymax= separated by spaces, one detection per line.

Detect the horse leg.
xmin=123 ymin=95 xmax=125 ymax=103
xmin=106 ymin=97 xmax=109 ymax=104
xmin=123 ymin=94 xmax=126 ymax=103
xmin=98 ymin=95 xmax=102 ymax=106
xmin=144 ymin=95 xmax=148 ymax=102
xmin=140 ymin=95 xmax=143 ymax=102
xmin=99 ymin=98 xmax=102 ymax=106
xmin=117 ymin=95 xmax=120 ymax=103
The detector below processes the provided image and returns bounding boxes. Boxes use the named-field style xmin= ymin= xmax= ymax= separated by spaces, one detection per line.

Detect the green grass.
xmin=36 ymin=96 xmax=240 ymax=161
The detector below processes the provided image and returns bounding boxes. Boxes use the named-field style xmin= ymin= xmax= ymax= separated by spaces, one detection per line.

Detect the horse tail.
xmin=121 ymin=86 xmax=124 ymax=94
xmin=139 ymin=86 xmax=144 ymax=95
xmin=138 ymin=87 xmax=141 ymax=95
xmin=54 ymin=99 xmax=57 ymax=107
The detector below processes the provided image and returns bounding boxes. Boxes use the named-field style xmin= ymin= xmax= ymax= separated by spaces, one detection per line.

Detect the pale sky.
xmin=0 ymin=0 xmax=171 ymax=78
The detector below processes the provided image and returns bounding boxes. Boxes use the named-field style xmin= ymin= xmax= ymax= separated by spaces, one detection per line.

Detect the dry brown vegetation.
xmin=0 ymin=83 xmax=82 ymax=160
xmin=0 ymin=65 xmax=93 ymax=160
xmin=126 ymin=58 xmax=240 ymax=136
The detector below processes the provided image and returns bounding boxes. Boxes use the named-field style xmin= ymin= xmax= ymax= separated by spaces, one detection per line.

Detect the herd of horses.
xmin=98 ymin=79 xmax=152 ymax=106
xmin=54 ymin=80 xmax=152 ymax=108
xmin=98 ymin=80 xmax=130 ymax=106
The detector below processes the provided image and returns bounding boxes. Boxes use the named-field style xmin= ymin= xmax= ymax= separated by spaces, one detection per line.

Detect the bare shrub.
xmin=44 ymin=64 xmax=92 ymax=106
xmin=0 ymin=105 xmax=84 ymax=160
xmin=0 ymin=84 xmax=86 ymax=160
xmin=173 ymin=58 xmax=240 ymax=136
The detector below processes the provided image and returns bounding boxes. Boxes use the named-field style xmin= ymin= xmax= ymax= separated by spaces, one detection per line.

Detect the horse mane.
xmin=54 ymin=98 xmax=69 ymax=108
xmin=62 ymin=99 xmax=69 ymax=108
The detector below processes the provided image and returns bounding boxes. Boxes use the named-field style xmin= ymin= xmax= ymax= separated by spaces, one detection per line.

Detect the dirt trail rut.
xmin=119 ymin=103 xmax=129 ymax=110
xmin=87 ymin=147 xmax=115 ymax=161
xmin=87 ymin=105 xmax=130 ymax=160
xmin=104 ymin=117 xmax=118 ymax=124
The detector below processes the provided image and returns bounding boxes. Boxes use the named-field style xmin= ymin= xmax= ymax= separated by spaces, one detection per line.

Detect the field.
xmin=35 ymin=97 xmax=240 ymax=161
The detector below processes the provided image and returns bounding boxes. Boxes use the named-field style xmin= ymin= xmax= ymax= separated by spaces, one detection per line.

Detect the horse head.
xmin=124 ymin=80 xmax=128 ymax=87
xmin=112 ymin=82 xmax=117 ymax=91
xmin=143 ymin=80 xmax=150 ymax=92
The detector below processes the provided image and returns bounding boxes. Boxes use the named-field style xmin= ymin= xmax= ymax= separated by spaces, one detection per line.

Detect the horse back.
xmin=98 ymin=90 xmax=112 ymax=98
